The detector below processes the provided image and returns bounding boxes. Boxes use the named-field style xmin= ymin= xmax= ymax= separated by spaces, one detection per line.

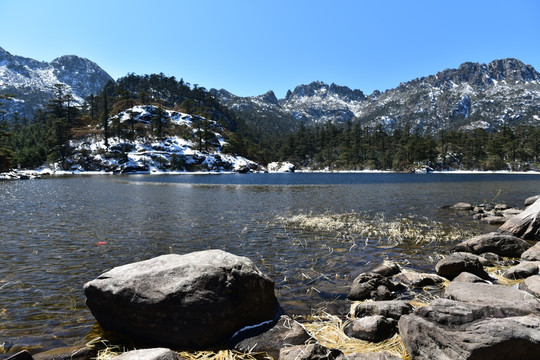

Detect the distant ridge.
xmin=0 ymin=47 xmax=113 ymax=119
xmin=212 ymin=58 xmax=540 ymax=136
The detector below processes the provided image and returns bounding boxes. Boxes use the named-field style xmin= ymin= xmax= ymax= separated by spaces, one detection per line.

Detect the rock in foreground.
xmin=499 ymin=197 xmax=540 ymax=240
xmin=399 ymin=298 xmax=540 ymax=360
xmin=84 ymin=250 xmax=279 ymax=348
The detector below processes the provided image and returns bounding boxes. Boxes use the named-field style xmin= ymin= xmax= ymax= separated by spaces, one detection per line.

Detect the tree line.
xmin=272 ymin=121 xmax=540 ymax=171
xmin=1 ymin=75 xmax=539 ymax=173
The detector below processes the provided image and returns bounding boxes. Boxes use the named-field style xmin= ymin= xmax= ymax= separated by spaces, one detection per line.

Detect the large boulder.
xmin=84 ymin=250 xmax=279 ymax=348
xmin=399 ymin=298 xmax=540 ymax=360
xmin=499 ymin=197 xmax=540 ymax=240
xmin=444 ymin=282 xmax=540 ymax=315
xmin=435 ymin=252 xmax=490 ymax=280
xmin=453 ymin=232 xmax=531 ymax=257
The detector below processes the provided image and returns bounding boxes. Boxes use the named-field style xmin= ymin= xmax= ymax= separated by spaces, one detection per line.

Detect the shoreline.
xmin=2 ymin=168 xmax=540 ymax=180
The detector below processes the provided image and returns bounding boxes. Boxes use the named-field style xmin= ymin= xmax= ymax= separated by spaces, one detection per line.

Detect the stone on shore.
xmin=522 ymin=242 xmax=540 ymax=261
xmin=230 ymin=315 xmax=312 ymax=360
xmin=453 ymin=232 xmax=531 ymax=257
xmin=520 ymin=275 xmax=540 ymax=298
xmin=525 ymin=195 xmax=540 ymax=207
xmin=481 ymin=215 xmax=506 ymax=225
xmin=33 ymin=346 xmax=97 ymax=360
xmin=112 ymin=348 xmax=182 ymax=360
xmin=450 ymin=202 xmax=473 ymax=210
xmin=444 ymin=282 xmax=540 ymax=314
xmin=347 ymin=273 xmax=399 ymax=301
xmin=339 ymin=353 xmax=402 ymax=360
xmin=279 ymin=344 xmax=342 ymax=360
xmin=435 ymin=252 xmax=490 ymax=280
xmin=369 ymin=261 xmax=401 ymax=277
xmin=344 ymin=315 xmax=397 ymax=342
xmin=352 ymin=300 xmax=413 ymax=320
xmin=499 ymin=197 xmax=540 ymax=240
xmin=451 ymin=272 xmax=489 ymax=283
xmin=398 ymin=298 xmax=540 ymax=360
xmin=84 ymin=250 xmax=279 ymax=348
xmin=502 ymin=262 xmax=539 ymax=280
xmin=394 ymin=271 xmax=446 ymax=287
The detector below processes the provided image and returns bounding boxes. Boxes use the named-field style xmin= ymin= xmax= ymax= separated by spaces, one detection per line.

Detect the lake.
xmin=1 ymin=172 xmax=539 ymax=355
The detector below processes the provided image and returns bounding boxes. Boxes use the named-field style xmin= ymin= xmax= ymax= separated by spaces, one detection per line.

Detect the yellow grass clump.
xmin=275 ymin=212 xmax=476 ymax=247
xmin=300 ymin=312 xmax=411 ymax=360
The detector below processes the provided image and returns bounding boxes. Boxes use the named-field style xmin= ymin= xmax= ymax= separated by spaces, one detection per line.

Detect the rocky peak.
xmin=256 ymin=90 xmax=279 ymax=105
xmin=426 ymin=58 xmax=540 ymax=90
xmin=51 ymin=55 xmax=114 ymax=99
xmin=487 ymin=58 xmax=540 ymax=83
xmin=0 ymin=48 xmax=113 ymax=119
xmin=329 ymin=83 xmax=366 ymax=101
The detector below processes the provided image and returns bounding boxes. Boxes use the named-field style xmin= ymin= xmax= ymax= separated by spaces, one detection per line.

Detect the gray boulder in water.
xmin=84 ymin=250 xmax=279 ymax=348
xmin=453 ymin=232 xmax=531 ymax=257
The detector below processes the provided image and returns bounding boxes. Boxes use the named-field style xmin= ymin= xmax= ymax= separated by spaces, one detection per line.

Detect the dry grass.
xmin=275 ymin=212 xmax=476 ymax=247
xmin=177 ymin=350 xmax=266 ymax=360
xmin=485 ymin=265 xmax=526 ymax=286
xmin=300 ymin=312 xmax=410 ymax=360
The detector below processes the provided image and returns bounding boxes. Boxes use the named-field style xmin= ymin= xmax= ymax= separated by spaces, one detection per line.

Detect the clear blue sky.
xmin=1 ymin=0 xmax=539 ymax=98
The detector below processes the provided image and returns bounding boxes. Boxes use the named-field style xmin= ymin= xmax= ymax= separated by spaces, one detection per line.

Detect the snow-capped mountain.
xmin=66 ymin=105 xmax=261 ymax=173
xmin=212 ymin=58 xmax=540 ymax=134
xmin=0 ymin=47 xmax=113 ymax=119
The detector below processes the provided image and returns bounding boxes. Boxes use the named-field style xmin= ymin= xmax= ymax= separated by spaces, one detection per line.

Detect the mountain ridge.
xmin=0 ymin=47 xmax=113 ymax=119
xmin=212 ymin=58 xmax=540 ymax=136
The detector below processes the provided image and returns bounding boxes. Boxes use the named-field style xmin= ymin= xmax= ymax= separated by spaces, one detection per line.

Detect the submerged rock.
xmin=347 ymin=273 xmax=400 ymax=301
xmin=84 ymin=250 xmax=279 ymax=348
xmin=369 ymin=261 xmax=401 ymax=277
xmin=453 ymin=232 xmax=531 ymax=257
xmin=450 ymin=202 xmax=473 ymax=210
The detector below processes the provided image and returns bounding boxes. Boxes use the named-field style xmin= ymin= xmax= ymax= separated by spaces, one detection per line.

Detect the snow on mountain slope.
xmin=0 ymin=47 xmax=113 ymax=119
xmin=213 ymin=59 xmax=540 ymax=135
xmin=65 ymin=105 xmax=261 ymax=173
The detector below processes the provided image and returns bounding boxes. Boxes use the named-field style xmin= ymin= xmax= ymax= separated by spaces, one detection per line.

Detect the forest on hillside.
xmin=1 ymin=74 xmax=539 ymax=173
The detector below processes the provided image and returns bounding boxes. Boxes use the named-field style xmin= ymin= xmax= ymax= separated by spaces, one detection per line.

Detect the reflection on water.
xmin=1 ymin=173 xmax=539 ymax=355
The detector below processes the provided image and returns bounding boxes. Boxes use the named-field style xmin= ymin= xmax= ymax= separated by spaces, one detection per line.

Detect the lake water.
xmin=1 ymin=172 xmax=539 ymax=355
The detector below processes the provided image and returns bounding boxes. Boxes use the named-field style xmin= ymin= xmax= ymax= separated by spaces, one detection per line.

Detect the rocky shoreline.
xmin=5 ymin=196 xmax=540 ymax=360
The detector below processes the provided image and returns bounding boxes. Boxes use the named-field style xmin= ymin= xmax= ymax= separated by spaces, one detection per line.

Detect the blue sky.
xmin=1 ymin=0 xmax=539 ymax=98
